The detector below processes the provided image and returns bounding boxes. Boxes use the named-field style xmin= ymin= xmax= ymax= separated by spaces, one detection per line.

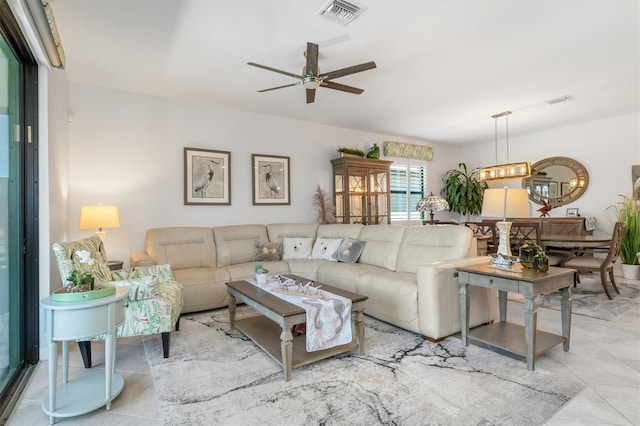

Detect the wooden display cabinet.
xmin=331 ymin=156 xmax=392 ymax=225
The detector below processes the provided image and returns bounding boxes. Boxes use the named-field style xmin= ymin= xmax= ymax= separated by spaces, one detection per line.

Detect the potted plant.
xmin=336 ymin=147 xmax=365 ymax=158
xmin=608 ymin=194 xmax=640 ymax=278
xmin=254 ymin=263 xmax=269 ymax=285
xmin=441 ymin=163 xmax=488 ymax=222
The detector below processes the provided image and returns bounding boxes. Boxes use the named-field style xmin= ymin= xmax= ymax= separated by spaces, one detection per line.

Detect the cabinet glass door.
xmin=369 ymin=170 xmax=389 ymax=224
xmin=347 ymin=168 xmax=367 ymax=224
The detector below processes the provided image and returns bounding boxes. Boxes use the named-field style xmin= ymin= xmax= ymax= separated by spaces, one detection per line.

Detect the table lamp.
xmin=79 ymin=205 xmax=120 ymax=243
xmin=481 ymin=187 xmax=529 ymax=256
xmin=417 ymin=192 xmax=450 ymax=225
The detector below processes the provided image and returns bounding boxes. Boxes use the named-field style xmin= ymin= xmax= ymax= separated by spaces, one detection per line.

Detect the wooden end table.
xmin=457 ymin=263 xmax=574 ymax=371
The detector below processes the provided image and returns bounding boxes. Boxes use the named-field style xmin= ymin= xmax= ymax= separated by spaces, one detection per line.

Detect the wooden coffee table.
xmin=226 ymin=276 xmax=367 ymax=381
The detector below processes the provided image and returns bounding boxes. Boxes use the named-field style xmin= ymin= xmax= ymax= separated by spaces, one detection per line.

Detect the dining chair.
xmin=464 ymin=221 xmax=497 ymax=254
xmin=509 ymin=221 xmax=541 ymax=252
xmin=562 ymin=221 xmax=626 ymax=300
xmin=52 ymin=236 xmax=184 ymax=367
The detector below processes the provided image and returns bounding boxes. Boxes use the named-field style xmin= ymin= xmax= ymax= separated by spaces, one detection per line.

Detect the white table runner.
xmin=246 ymin=276 xmax=352 ymax=352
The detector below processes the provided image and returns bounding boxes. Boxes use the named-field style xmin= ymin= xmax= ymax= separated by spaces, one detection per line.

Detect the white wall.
xmin=46 ymin=68 xmax=69 ymax=290
xmin=460 ymin=112 xmax=640 ymax=235
xmin=63 ymin=83 xmax=639 ymax=266
xmin=66 ymin=83 xmax=459 ymax=266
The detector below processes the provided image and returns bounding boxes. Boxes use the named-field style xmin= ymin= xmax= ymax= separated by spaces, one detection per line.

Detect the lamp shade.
xmin=79 ymin=205 xmax=120 ymax=230
xmin=481 ymin=188 xmax=529 ymax=221
xmin=416 ymin=192 xmax=449 ymax=213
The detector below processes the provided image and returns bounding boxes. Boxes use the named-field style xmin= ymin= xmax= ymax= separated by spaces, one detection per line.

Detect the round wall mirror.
xmin=521 ymin=156 xmax=589 ymax=207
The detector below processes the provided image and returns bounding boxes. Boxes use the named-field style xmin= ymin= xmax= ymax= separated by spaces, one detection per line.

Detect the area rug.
xmin=511 ymin=276 xmax=640 ymax=321
xmin=143 ymin=307 xmax=583 ymax=426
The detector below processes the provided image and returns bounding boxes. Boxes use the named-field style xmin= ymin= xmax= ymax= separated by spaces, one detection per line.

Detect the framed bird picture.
xmin=184 ymin=147 xmax=231 ymax=205
xmin=252 ymin=154 xmax=290 ymax=205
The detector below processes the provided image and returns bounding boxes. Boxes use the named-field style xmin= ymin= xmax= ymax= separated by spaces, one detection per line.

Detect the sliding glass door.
xmin=0 ymin=24 xmax=20 ymax=399
xmin=0 ymin=3 xmax=39 ymax=417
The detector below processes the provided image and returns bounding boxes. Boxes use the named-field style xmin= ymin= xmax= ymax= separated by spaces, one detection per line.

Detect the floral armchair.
xmin=52 ymin=236 xmax=184 ymax=368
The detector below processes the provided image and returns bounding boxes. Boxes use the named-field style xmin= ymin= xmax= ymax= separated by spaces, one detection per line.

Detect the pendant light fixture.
xmin=478 ymin=111 xmax=531 ymax=181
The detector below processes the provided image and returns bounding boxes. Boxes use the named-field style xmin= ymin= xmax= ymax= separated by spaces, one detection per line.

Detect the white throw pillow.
xmin=311 ymin=238 xmax=343 ymax=261
xmin=282 ymin=237 xmax=314 ymax=260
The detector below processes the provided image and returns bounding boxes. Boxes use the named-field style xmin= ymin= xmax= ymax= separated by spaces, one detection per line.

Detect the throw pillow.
xmin=109 ymin=276 xmax=158 ymax=300
xmin=311 ymin=238 xmax=343 ymax=261
xmin=253 ymin=240 xmax=282 ymax=261
xmin=282 ymin=237 xmax=314 ymax=260
xmin=332 ymin=238 xmax=366 ymax=263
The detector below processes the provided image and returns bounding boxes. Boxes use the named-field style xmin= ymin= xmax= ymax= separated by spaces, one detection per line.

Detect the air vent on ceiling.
xmin=317 ymin=0 xmax=366 ymax=25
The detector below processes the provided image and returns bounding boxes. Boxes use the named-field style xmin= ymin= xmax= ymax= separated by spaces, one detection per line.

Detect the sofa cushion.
xmin=145 ymin=227 xmax=216 ymax=270
xmin=282 ymin=237 xmax=313 ymax=260
xmin=316 ymin=223 xmax=364 ymax=239
xmin=358 ymin=225 xmax=405 ymax=271
xmin=286 ymin=259 xmax=325 ymax=281
xmin=266 ymin=223 xmax=318 ymax=243
xmin=224 ymin=261 xmax=290 ymax=282
xmin=396 ymin=225 xmax=472 ymax=273
xmin=356 ymin=271 xmax=419 ymax=332
xmin=253 ymin=241 xmax=282 ymax=261
xmin=332 ymin=238 xmax=366 ymax=263
xmin=214 ymin=225 xmax=268 ymax=267
xmin=311 ymin=238 xmax=342 ymax=261
xmin=317 ymin=262 xmax=379 ymax=293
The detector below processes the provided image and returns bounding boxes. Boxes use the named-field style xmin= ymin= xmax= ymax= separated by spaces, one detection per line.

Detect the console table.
xmin=40 ymin=287 xmax=128 ymax=424
xmin=457 ymin=263 xmax=574 ymax=370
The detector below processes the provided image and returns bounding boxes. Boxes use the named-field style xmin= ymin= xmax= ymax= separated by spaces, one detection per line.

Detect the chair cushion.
xmin=52 ymin=236 xmax=113 ymax=284
xmin=109 ymin=276 xmax=158 ymax=300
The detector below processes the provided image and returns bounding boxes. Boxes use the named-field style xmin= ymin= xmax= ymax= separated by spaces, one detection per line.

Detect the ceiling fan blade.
xmin=306 ymin=42 xmax=319 ymax=76
xmin=319 ymin=61 xmax=377 ymax=80
xmin=306 ymin=88 xmax=316 ymax=104
xmin=258 ymin=82 xmax=300 ymax=92
xmin=247 ymin=62 xmax=303 ymax=80
xmin=321 ymin=81 xmax=364 ymax=94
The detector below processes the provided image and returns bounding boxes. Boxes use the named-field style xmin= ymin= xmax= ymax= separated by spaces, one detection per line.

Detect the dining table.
xmin=541 ymin=234 xmax=612 ymax=250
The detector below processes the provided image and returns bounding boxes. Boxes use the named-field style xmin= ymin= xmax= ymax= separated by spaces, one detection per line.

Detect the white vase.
xmin=256 ymin=273 xmax=268 ymax=285
xmin=620 ymin=263 xmax=640 ymax=280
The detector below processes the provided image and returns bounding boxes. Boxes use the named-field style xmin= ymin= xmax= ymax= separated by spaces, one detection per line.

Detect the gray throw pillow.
xmin=253 ymin=241 xmax=282 ymax=261
xmin=332 ymin=238 xmax=366 ymax=263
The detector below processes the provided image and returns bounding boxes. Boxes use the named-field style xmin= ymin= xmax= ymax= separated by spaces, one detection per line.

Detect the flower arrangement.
xmin=66 ymin=249 xmax=95 ymax=289
xmin=254 ymin=263 xmax=269 ymax=274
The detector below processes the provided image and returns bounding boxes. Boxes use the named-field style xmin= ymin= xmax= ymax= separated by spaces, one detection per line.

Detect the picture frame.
xmin=184 ymin=147 xmax=231 ymax=205
xmin=566 ymin=207 xmax=579 ymax=217
xmin=560 ymin=182 xmax=570 ymax=196
xmin=252 ymin=154 xmax=290 ymax=205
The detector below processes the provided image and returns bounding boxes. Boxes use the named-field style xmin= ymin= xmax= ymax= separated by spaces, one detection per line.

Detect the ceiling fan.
xmin=247 ymin=42 xmax=376 ymax=104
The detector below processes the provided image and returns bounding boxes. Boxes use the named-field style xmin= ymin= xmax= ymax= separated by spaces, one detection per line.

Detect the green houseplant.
xmin=441 ymin=163 xmax=488 ymax=221
xmin=608 ymin=194 xmax=640 ymax=266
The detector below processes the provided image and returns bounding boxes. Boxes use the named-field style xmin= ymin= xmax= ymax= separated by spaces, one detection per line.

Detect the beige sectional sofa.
xmin=130 ymin=223 xmax=498 ymax=340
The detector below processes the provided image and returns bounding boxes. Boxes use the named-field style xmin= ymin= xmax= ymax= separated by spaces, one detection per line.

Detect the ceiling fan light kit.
xmin=248 ymin=42 xmax=376 ymax=104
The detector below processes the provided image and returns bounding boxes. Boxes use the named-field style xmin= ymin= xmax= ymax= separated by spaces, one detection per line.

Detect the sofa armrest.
xmin=130 ymin=251 xmax=157 ymax=267
xmin=416 ymin=256 xmax=497 ymax=340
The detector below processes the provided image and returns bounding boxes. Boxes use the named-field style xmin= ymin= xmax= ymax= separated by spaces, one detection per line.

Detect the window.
xmin=390 ymin=160 xmax=427 ymax=222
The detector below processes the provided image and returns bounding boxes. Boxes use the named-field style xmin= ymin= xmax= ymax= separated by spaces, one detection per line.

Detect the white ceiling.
xmin=50 ymin=0 xmax=639 ymax=146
